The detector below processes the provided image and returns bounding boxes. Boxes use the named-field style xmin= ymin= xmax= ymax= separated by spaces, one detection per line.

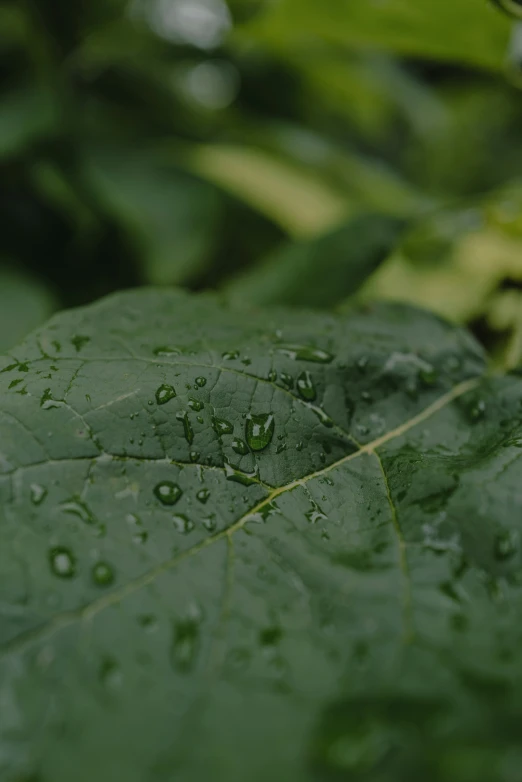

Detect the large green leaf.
xmin=2 ymin=290 xmax=522 ymax=782
xmin=225 ymin=214 xmax=404 ymax=308
xmin=242 ymin=0 xmax=511 ymax=70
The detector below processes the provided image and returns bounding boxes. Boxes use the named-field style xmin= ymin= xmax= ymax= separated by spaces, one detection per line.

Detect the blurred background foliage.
xmin=1 ymin=0 xmax=522 ymax=365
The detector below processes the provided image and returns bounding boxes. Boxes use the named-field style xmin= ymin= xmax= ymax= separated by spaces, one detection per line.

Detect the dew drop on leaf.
xmin=280 ymin=372 xmax=294 ymax=389
xmin=92 ymin=562 xmax=115 ymax=587
xmin=297 ymin=371 xmax=317 ymax=401
xmin=176 ymin=411 xmax=194 ymax=444
xmin=224 ymin=462 xmax=260 ymax=486
xmin=246 ymin=413 xmax=275 ymax=451
xmin=195 ymin=376 xmax=207 ymax=388
xmin=153 ymin=346 xmax=181 ymax=357
xmin=212 ymin=417 xmax=234 ymax=435
xmin=49 ymin=547 xmax=76 ymax=579
xmin=232 ymin=437 xmax=249 ymax=455
xmin=222 ymin=350 xmax=240 ymax=360
xmin=277 ymin=345 xmax=333 ymax=363
xmin=188 ymin=397 xmax=203 ymax=411
xmin=30 ymin=483 xmax=48 ymax=506
xmin=173 ymin=514 xmax=194 ymax=534
xmin=196 ymin=488 xmax=210 ymax=504
xmin=309 ymin=405 xmax=334 ymax=428
xmin=154 ymin=481 xmax=182 ymax=505
xmin=155 ymin=384 xmax=176 ymax=405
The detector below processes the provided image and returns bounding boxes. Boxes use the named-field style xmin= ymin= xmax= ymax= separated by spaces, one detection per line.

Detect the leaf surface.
xmin=1 ymin=290 xmax=522 ymax=782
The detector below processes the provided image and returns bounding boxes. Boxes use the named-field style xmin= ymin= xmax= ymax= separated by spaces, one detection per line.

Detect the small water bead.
xmin=203 ymin=516 xmax=217 ymax=532
xmin=222 ymin=350 xmax=240 ymax=360
xmin=297 ymin=371 xmax=317 ymax=401
xmin=92 ymin=562 xmax=115 ymax=587
xmin=277 ymin=345 xmax=333 ymax=363
xmin=176 ymin=411 xmax=194 ymax=444
xmin=494 ymin=529 xmax=519 ymax=561
xmin=133 ymin=531 xmax=148 ymax=545
xmin=30 ymin=484 xmax=47 ymax=506
xmin=61 ymin=498 xmax=97 ymax=526
xmin=469 ymin=399 xmax=487 ymax=422
xmin=155 ymin=384 xmax=176 ymax=405
xmin=232 ymin=437 xmax=249 ymax=455
xmin=246 ymin=413 xmax=275 ymax=451
xmin=188 ymin=397 xmax=204 ymax=412
xmin=280 ymin=372 xmax=294 ymax=389
xmin=173 ymin=514 xmax=194 ymax=534
xmin=196 ymin=488 xmax=211 ymax=504
xmin=212 ymin=417 xmax=234 ymax=435
xmin=40 ymin=389 xmax=61 ymax=410
xmin=195 ymin=377 xmax=207 ymax=387
xmin=310 ymin=405 xmax=334 ymax=428
xmin=49 ymin=547 xmax=76 ymax=579
xmin=153 ymin=346 xmax=181 ymax=357
xmin=154 ymin=481 xmax=182 ymax=505
xmin=267 ymin=369 xmax=278 ymax=382
xmin=224 ymin=462 xmax=260 ymax=486
xmin=190 ymin=450 xmax=200 ymax=462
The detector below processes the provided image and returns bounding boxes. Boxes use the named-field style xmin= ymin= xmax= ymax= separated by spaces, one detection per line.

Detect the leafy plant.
xmin=2 ymin=289 xmax=522 ymax=782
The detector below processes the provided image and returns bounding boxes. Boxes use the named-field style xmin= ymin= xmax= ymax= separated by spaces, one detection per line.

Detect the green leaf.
xmin=242 ymin=0 xmax=511 ymax=71
xmin=0 ymin=267 xmax=57 ymax=353
xmin=85 ymin=147 xmax=222 ymax=285
xmin=3 ymin=289 xmax=522 ymax=782
xmin=225 ymin=214 xmax=405 ymax=308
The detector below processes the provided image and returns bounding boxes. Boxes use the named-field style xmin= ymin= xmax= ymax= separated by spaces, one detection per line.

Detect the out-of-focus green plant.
xmin=1 ymin=0 xmax=522 ymax=357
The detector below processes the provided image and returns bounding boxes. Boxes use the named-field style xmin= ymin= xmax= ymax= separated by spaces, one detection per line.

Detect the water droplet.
xmin=188 ymin=397 xmax=203 ymax=412
xmin=49 ymin=547 xmax=76 ymax=579
xmin=310 ymin=405 xmax=334 ymax=428
xmin=267 ymin=369 xmax=277 ymax=382
xmin=30 ymin=484 xmax=47 ymax=506
xmin=155 ymin=384 xmax=176 ymax=405
xmin=92 ymin=562 xmax=115 ymax=587
xmin=40 ymin=388 xmax=61 ymax=410
xmin=196 ymin=488 xmax=210 ymax=504
xmin=277 ymin=344 xmax=333 ymax=363
xmin=494 ymin=529 xmax=519 ymax=561
xmin=280 ymin=372 xmax=294 ymax=389
xmin=246 ymin=413 xmax=275 ymax=451
xmin=232 ymin=437 xmax=249 ymax=455
xmin=297 ymin=371 xmax=316 ymax=401
xmin=133 ymin=530 xmax=148 ymax=545
xmin=176 ymin=411 xmax=194 ymax=444
xmin=222 ymin=350 xmax=239 ymax=360
xmin=173 ymin=514 xmax=194 ymax=534
xmin=154 ymin=481 xmax=182 ymax=506
xmin=171 ymin=619 xmax=199 ymax=672
xmin=213 ymin=417 xmax=234 ymax=435
xmin=224 ymin=462 xmax=260 ymax=486
xmin=153 ymin=346 xmax=181 ymax=357
xmin=203 ymin=515 xmax=217 ymax=532
xmin=306 ymin=501 xmax=328 ymax=524
xmin=195 ymin=376 xmax=207 ymax=387
xmin=61 ymin=498 xmax=98 ymax=526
